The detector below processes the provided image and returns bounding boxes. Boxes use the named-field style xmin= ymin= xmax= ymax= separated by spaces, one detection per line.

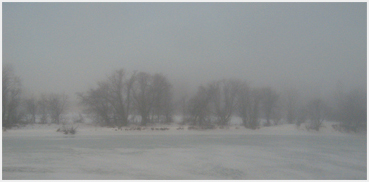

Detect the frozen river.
xmin=3 ymin=130 xmax=367 ymax=179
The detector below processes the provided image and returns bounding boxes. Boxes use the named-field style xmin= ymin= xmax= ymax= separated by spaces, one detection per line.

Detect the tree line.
xmin=77 ymin=69 xmax=173 ymax=128
xmin=3 ymin=64 xmax=69 ymax=128
xmin=3 ymin=65 xmax=366 ymax=132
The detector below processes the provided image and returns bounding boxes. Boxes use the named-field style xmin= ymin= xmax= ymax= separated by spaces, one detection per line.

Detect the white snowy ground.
xmin=2 ymin=117 xmax=367 ymax=180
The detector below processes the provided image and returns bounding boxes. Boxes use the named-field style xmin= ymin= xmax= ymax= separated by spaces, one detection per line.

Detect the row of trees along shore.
xmin=3 ymin=65 xmax=366 ymax=132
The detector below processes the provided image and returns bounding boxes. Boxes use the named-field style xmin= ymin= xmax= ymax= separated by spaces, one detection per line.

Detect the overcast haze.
xmin=3 ymin=3 xmax=366 ymax=103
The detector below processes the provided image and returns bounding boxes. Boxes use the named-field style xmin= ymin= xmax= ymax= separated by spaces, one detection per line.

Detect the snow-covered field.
xmin=2 ymin=119 xmax=367 ymax=180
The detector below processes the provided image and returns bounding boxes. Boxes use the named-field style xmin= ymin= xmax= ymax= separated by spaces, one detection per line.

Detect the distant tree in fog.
xmin=48 ymin=93 xmax=68 ymax=125
xmin=78 ymin=69 xmax=135 ymax=127
xmin=151 ymin=73 xmax=173 ymax=124
xmin=295 ymin=105 xmax=307 ymax=128
xmin=237 ymin=82 xmax=263 ymax=129
xmin=186 ymin=83 xmax=217 ymax=126
xmin=107 ymin=69 xmax=136 ymax=127
xmin=271 ymin=101 xmax=282 ymax=125
xmin=249 ymin=88 xmax=263 ymax=129
xmin=130 ymin=72 xmax=174 ymax=126
xmin=79 ymin=69 xmax=173 ymax=127
xmin=260 ymin=87 xmax=279 ymax=126
xmin=306 ymin=98 xmax=325 ymax=131
xmin=2 ymin=64 xmax=22 ymax=128
xmin=285 ymin=89 xmax=299 ymax=124
xmin=336 ymin=89 xmax=366 ymax=132
xmin=212 ymin=79 xmax=241 ymax=126
xmin=132 ymin=72 xmax=155 ymax=126
xmin=78 ymin=81 xmax=113 ymax=126
xmin=24 ymin=95 xmax=37 ymax=124
xmin=38 ymin=94 xmax=49 ymax=124
xmin=237 ymin=81 xmax=252 ymax=128
xmin=179 ymin=95 xmax=189 ymax=124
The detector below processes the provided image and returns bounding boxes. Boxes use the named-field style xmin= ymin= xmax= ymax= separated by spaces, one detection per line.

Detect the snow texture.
xmin=2 ymin=118 xmax=367 ymax=180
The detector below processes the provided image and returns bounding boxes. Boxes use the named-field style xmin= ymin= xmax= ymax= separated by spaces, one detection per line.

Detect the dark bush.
xmin=57 ymin=125 xmax=77 ymax=135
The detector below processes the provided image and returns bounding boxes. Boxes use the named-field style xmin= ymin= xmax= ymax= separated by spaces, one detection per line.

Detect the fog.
xmin=3 ymin=3 xmax=366 ymax=105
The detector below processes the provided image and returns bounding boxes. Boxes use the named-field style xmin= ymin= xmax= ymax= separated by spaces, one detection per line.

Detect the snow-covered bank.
xmin=3 ymin=121 xmax=366 ymax=180
xmin=2 ymin=120 xmax=364 ymax=137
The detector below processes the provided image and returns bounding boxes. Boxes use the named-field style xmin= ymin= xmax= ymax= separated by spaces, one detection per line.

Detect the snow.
xmin=2 ymin=117 xmax=367 ymax=180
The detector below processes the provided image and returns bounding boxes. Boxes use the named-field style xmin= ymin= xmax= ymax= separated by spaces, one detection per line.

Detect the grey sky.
xmin=3 ymin=3 xmax=366 ymax=102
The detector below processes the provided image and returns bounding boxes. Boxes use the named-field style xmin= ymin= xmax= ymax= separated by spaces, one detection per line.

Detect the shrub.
xmin=57 ymin=125 xmax=78 ymax=135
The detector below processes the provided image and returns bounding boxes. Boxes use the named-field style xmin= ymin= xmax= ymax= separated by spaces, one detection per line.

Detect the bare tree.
xmin=151 ymin=73 xmax=173 ymax=124
xmin=237 ymin=81 xmax=252 ymax=128
xmin=271 ymin=101 xmax=282 ymax=125
xmin=24 ymin=95 xmax=38 ymax=124
xmin=48 ymin=93 xmax=68 ymax=125
xmin=3 ymin=64 xmax=22 ymax=128
xmin=179 ymin=94 xmax=189 ymax=124
xmin=212 ymin=79 xmax=241 ymax=126
xmin=38 ymin=94 xmax=49 ymax=124
xmin=125 ymin=71 xmax=136 ymax=125
xmin=285 ymin=88 xmax=299 ymax=124
xmin=260 ymin=87 xmax=279 ymax=126
xmin=78 ymin=69 xmax=136 ymax=127
xmin=78 ymin=81 xmax=114 ymax=126
xmin=107 ymin=69 xmax=136 ymax=127
xmin=186 ymin=83 xmax=217 ymax=127
xmin=336 ymin=88 xmax=366 ymax=132
xmin=248 ymin=88 xmax=263 ymax=129
xmin=132 ymin=72 xmax=155 ymax=126
xmin=306 ymin=98 xmax=325 ymax=131
xmin=296 ymin=105 xmax=307 ymax=128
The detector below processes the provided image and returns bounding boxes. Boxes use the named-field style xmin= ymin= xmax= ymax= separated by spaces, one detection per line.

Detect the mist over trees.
xmin=132 ymin=72 xmax=156 ymax=126
xmin=3 ymin=64 xmax=22 ymax=128
xmin=212 ymin=79 xmax=241 ymax=126
xmin=78 ymin=69 xmax=135 ymax=127
xmin=47 ymin=93 xmax=69 ymax=125
xmin=77 ymin=69 xmax=173 ymax=127
xmin=334 ymin=89 xmax=367 ymax=132
xmin=2 ymin=66 xmax=70 ymax=128
xmin=305 ymin=98 xmax=326 ymax=131
xmin=284 ymin=88 xmax=299 ymax=124
xmin=184 ymin=82 xmax=217 ymax=127
xmin=38 ymin=94 xmax=50 ymax=124
xmin=150 ymin=73 xmax=173 ymax=124
xmin=24 ymin=95 xmax=37 ymax=124
xmin=2 ymin=64 xmax=367 ymax=133
xmin=237 ymin=86 xmax=263 ymax=130
xmin=260 ymin=87 xmax=279 ymax=126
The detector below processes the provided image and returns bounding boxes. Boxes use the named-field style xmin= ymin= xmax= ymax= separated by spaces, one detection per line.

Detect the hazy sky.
xmin=3 ymin=3 xmax=367 ymax=101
